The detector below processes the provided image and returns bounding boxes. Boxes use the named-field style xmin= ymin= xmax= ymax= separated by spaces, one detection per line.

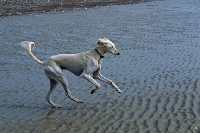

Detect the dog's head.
xmin=97 ymin=38 xmax=120 ymax=55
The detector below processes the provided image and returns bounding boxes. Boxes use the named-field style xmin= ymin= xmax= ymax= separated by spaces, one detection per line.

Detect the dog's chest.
xmin=98 ymin=58 xmax=103 ymax=65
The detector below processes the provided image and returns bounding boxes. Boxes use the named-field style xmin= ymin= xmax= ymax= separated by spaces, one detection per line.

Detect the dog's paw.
xmin=118 ymin=90 xmax=122 ymax=93
xmin=53 ymin=104 xmax=62 ymax=108
xmin=91 ymin=89 xmax=96 ymax=94
xmin=78 ymin=100 xmax=84 ymax=103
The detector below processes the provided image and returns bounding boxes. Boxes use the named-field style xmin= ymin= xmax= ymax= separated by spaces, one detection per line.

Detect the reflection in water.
xmin=45 ymin=109 xmax=56 ymax=117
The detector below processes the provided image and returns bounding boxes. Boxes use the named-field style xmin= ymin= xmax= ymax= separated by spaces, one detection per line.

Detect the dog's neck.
xmin=95 ymin=47 xmax=106 ymax=58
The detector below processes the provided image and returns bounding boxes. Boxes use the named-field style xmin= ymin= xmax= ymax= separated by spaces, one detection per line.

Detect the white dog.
xmin=21 ymin=38 xmax=122 ymax=108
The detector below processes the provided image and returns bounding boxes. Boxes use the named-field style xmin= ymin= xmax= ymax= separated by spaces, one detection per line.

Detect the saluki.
xmin=21 ymin=38 xmax=122 ymax=108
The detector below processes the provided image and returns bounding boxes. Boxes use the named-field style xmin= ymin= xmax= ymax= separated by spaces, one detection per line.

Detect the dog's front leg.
xmin=80 ymin=73 xmax=100 ymax=94
xmin=97 ymin=74 xmax=122 ymax=93
xmin=93 ymin=67 xmax=122 ymax=93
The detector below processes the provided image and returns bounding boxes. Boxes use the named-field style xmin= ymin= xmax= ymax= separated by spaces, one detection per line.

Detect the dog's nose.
xmin=117 ymin=53 xmax=120 ymax=55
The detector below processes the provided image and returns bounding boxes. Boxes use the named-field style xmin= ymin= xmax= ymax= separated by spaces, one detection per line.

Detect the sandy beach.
xmin=1 ymin=0 xmax=200 ymax=132
xmin=0 ymin=0 xmax=152 ymax=17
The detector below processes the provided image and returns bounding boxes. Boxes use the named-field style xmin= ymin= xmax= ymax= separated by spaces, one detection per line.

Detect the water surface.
xmin=1 ymin=0 xmax=200 ymax=132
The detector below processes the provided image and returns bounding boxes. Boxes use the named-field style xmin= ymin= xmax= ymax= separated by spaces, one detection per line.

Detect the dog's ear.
xmin=97 ymin=39 xmax=107 ymax=46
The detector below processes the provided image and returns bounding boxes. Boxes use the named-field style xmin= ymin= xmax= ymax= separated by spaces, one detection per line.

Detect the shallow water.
xmin=1 ymin=0 xmax=200 ymax=132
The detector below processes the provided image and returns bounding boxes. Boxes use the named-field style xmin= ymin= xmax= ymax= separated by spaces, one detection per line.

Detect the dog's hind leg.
xmin=58 ymin=74 xmax=84 ymax=103
xmin=46 ymin=79 xmax=61 ymax=108
xmin=45 ymin=65 xmax=83 ymax=104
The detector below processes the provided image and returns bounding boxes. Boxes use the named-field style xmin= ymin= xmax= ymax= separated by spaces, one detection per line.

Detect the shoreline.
xmin=0 ymin=0 xmax=152 ymax=17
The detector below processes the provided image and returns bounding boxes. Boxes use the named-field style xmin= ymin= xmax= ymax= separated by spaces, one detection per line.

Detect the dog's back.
xmin=47 ymin=52 xmax=89 ymax=76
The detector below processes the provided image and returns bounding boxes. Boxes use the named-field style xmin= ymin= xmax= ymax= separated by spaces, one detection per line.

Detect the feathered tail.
xmin=20 ymin=41 xmax=44 ymax=65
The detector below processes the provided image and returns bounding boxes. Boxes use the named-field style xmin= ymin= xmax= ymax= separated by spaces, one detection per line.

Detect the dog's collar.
xmin=95 ymin=49 xmax=104 ymax=58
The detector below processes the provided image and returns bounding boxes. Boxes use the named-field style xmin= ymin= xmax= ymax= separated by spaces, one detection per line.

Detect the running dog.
xmin=21 ymin=38 xmax=122 ymax=108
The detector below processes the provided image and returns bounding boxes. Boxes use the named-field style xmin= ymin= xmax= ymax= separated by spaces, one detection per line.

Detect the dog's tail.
xmin=20 ymin=41 xmax=44 ymax=65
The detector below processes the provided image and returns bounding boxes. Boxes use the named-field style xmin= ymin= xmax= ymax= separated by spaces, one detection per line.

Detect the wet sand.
xmin=1 ymin=0 xmax=200 ymax=132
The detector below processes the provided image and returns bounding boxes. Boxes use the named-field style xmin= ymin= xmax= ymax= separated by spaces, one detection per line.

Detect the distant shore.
xmin=0 ymin=0 xmax=152 ymax=17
